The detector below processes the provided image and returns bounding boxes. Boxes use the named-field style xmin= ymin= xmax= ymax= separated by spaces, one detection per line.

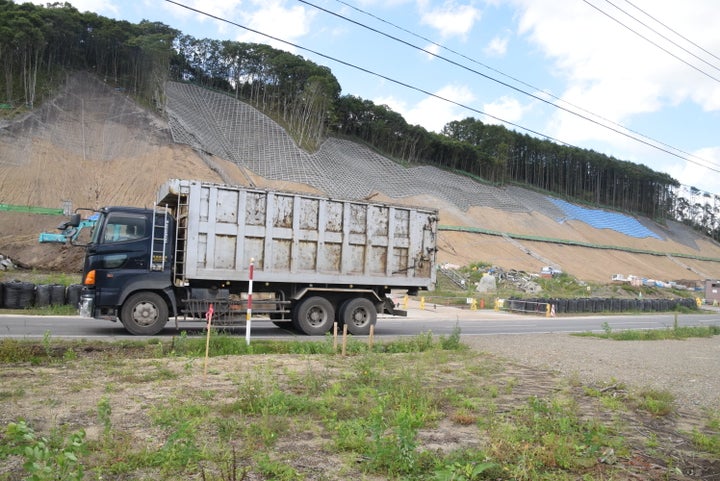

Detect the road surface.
xmin=1 ymin=302 xmax=718 ymax=340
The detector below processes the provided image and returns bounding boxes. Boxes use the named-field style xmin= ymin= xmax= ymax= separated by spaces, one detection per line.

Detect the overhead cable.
xmin=582 ymin=0 xmax=720 ymax=83
xmin=163 ymin=0 xmax=720 ymax=174
xmin=622 ymin=0 xmax=720 ymax=66
xmin=327 ymin=0 xmax=720 ymax=172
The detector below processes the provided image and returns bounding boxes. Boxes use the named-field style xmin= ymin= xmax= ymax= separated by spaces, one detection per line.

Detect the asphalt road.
xmin=1 ymin=302 xmax=718 ymax=340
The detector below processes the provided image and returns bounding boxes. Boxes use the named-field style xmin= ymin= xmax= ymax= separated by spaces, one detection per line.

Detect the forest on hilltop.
xmin=2 ymin=0 xmax=719 ymax=240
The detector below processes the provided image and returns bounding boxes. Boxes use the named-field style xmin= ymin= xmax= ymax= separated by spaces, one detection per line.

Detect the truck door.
xmin=83 ymin=210 xmax=163 ymax=309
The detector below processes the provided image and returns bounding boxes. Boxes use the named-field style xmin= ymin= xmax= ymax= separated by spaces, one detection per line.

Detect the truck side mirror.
xmin=68 ymin=213 xmax=81 ymax=228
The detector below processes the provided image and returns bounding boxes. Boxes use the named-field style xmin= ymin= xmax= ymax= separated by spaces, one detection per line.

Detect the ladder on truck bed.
xmin=173 ymin=191 xmax=190 ymax=285
xmin=150 ymin=208 xmax=170 ymax=272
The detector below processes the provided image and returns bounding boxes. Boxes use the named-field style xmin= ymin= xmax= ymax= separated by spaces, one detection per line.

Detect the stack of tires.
xmin=554 ymin=296 xmax=698 ymax=314
xmin=34 ymin=284 xmax=68 ymax=307
xmin=0 ymin=281 xmax=84 ymax=309
xmin=2 ymin=281 xmax=36 ymax=309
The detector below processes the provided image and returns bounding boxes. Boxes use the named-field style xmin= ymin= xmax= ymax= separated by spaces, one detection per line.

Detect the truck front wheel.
xmin=294 ymin=296 xmax=334 ymax=335
xmin=120 ymin=292 xmax=169 ymax=335
xmin=339 ymin=298 xmax=377 ymax=335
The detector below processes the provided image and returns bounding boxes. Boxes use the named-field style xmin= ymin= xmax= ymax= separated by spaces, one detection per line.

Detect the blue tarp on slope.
xmin=549 ymin=198 xmax=662 ymax=240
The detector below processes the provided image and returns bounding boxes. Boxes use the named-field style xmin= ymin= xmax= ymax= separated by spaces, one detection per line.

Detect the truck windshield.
xmin=95 ymin=213 xmax=148 ymax=244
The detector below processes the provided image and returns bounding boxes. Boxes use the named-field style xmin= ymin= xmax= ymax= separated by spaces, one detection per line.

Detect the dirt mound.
xmin=1 ymin=72 xmax=719 ymax=283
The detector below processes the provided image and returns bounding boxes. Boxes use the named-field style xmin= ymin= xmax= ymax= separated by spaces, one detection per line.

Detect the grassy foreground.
xmin=0 ymin=330 xmax=718 ymax=481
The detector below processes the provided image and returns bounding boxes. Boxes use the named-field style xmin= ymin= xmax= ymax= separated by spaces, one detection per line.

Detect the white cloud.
xmin=671 ymin=147 xmax=720 ymax=193
xmin=423 ymin=43 xmax=441 ymax=60
xmin=376 ymin=84 xmax=476 ymax=132
xmin=230 ymin=1 xmax=314 ymax=50
xmin=162 ymin=0 xmax=241 ymax=24
xmin=503 ymin=0 xmax=720 ymax=192
xmin=509 ymin=0 xmax=720 ymax=139
xmin=420 ymin=1 xmax=481 ymax=39
xmin=482 ymin=96 xmax=528 ymax=124
xmin=484 ymin=36 xmax=508 ymax=57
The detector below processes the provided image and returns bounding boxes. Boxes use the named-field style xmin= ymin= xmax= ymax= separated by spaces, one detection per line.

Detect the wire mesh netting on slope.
xmin=165 ymin=82 xmax=569 ymax=219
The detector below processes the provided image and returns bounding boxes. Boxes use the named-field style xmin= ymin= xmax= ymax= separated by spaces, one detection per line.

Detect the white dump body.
xmin=157 ymin=179 xmax=438 ymax=289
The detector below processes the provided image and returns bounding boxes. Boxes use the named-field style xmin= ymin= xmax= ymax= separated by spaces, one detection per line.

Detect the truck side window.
xmin=102 ymin=214 xmax=147 ymax=243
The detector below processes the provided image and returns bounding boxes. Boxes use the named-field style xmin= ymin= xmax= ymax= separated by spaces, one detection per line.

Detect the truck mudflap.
xmin=382 ymin=296 xmax=407 ymax=316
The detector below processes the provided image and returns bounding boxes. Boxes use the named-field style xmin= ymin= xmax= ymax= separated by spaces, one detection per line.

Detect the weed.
xmin=690 ymin=429 xmax=720 ymax=455
xmin=62 ymin=347 xmax=77 ymax=361
xmin=97 ymin=396 xmax=112 ymax=442
xmin=199 ymin=444 xmax=249 ymax=481
xmin=480 ymin=395 xmax=621 ymax=479
xmin=450 ymin=407 xmax=477 ymax=425
xmin=2 ymin=420 xmax=87 ymax=481
xmin=601 ymin=321 xmax=612 ymax=337
xmin=440 ymin=324 xmax=463 ymax=350
xmin=42 ymin=330 xmax=53 ymax=358
xmin=433 ymin=459 xmax=499 ymax=481
xmin=0 ymin=338 xmax=35 ymax=363
xmin=255 ymin=454 xmax=303 ymax=480
xmin=577 ymin=325 xmax=720 ymax=341
xmin=366 ymin=395 xmax=421 ymax=476
xmin=583 ymin=380 xmax=627 ymax=411
xmin=0 ymin=388 xmax=24 ymax=400
xmin=155 ymin=421 xmax=205 ymax=472
xmin=635 ymin=389 xmax=674 ymax=416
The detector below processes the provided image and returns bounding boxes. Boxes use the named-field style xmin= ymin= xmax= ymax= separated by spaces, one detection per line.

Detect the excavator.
xmin=38 ymin=212 xmax=97 ymax=244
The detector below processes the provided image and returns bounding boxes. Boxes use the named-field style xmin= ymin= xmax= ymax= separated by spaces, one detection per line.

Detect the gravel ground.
xmin=462 ymin=333 xmax=720 ymax=411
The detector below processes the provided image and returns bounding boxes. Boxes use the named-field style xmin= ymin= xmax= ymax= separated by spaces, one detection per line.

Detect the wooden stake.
xmin=333 ymin=322 xmax=338 ymax=353
xmin=341 ymin=324 xmax=348 ymax=356
xmin=369 ymin=324 xmax=375 ymax=350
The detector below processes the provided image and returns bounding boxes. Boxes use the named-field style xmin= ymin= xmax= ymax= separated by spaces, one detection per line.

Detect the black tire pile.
xmin=511 ymin=296 xmax=698 ymax=314
xmin=0 ymin=281 xmax=83 ymax=309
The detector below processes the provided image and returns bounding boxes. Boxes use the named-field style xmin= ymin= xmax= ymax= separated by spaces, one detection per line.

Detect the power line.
xmin=601 ymin=0 xmax=720 ymax=74
xmin=300 ymin=0 xmax=720 ymax=173
xmin=163 ymin=0 xmax=720 ymax=175
xmin=622 ymin=0 xmax=720 ymax=66
xmin=581 ymin=0 xmax=720 ymax=84
xmin=163 ymin=0 xmax=566 ymax=145
xmin=327 ymin=0 xmax=720 ymax=173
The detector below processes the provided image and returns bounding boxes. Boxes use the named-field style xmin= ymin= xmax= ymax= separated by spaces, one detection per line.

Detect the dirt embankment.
xmin=1 ymin=72 xmax=719 ymax=282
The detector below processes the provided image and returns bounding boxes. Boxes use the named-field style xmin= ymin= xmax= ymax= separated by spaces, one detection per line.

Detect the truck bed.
xmin=157 ymin=179 xmax=438 ymax=289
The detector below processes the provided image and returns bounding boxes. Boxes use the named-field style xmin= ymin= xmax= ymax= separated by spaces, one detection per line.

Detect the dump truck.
xmin=74 ymin=179 xmax=438 ymax=335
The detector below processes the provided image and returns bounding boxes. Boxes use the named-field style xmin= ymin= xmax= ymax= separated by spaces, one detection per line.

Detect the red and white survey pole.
xmin=245 ymin=258 xmax=254 ymax=345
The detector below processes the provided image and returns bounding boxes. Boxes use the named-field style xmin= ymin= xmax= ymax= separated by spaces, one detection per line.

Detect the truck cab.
xmin=79 ymin=206 xmax=177 ymax=334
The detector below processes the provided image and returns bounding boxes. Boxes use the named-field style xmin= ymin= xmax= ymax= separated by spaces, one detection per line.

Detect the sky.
xmin=51 ymin=0 xmax=720 ymax=196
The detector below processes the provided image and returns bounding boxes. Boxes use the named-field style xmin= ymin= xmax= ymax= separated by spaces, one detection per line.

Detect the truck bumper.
xmin=78 ymin=293 xmax=94 ymax=318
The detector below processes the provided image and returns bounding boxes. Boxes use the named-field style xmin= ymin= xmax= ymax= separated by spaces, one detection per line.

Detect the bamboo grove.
xmin=2 ymin=1 xmax=718 ymax=240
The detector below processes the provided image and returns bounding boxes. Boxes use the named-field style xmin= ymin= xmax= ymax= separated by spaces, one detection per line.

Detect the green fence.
xmin=0 ymin=204 xmax=64 ymax=215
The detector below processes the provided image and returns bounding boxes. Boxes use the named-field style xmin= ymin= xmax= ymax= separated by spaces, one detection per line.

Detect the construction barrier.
xmin=497 ymin=296 xmax=698 ymax=315
xmin=0 ymin=282 xmax=84 ymax=309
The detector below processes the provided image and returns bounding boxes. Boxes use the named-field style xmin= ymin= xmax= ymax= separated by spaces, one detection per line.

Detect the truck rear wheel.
xmin=120 ymin=292 xmax=169 ymax=335
xmin=339 ymin=298 xmax=377 ymax=335
xmin=294 ymin=296 xmax=335 ymax=335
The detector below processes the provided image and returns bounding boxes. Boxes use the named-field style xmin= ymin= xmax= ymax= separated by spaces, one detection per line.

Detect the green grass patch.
xmin=575 ymin=323 xmax=720 ymax=341
xmin=635 ymin=389 xmax=675 ymax=416
xmin=1 ymin=327 xmax=716 ymax=480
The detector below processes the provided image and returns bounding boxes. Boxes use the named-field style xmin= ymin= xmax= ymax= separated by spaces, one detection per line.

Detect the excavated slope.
xmin=0 ymin=72 xmax=718 ymax=283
